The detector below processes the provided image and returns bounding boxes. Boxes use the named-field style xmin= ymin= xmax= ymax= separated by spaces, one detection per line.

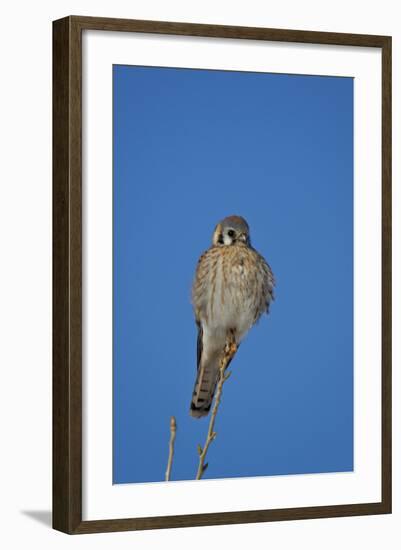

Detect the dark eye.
xmin=227 ymin=230 xmax=235 ymax=238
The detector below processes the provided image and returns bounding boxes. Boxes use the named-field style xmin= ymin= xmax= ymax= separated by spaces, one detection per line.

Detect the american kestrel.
xmin=190 ymin=215 xmax=275 ymax=418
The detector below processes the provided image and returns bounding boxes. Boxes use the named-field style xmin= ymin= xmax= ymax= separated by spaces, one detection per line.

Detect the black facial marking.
xmin=217 ymin=234 xmax=224 ymax=244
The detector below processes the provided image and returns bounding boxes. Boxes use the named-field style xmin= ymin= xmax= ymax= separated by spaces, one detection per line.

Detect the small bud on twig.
xmin=165 ymin=416 xmax=177 ymax=481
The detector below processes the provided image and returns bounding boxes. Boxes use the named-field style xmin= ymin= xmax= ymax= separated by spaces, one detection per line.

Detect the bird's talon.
xmin=225 ymin=341 xmax=237 ymax=358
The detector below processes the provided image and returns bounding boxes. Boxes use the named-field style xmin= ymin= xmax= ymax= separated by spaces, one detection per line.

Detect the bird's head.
xmin=212 ymin=215 xmax=250 ymax=247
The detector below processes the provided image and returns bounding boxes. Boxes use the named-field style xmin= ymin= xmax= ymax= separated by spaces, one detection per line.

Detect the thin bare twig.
xmin=195 ymin=340 xmax=236 ymax=480
xmin=165 ymin=416 xmax=177 ymax=481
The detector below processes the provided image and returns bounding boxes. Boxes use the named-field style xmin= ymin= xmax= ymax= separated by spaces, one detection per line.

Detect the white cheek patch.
xmin=223 ymin=233 xmax=233 ymax=245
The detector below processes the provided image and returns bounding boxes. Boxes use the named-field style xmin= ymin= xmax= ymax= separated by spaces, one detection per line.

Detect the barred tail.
xmin=190 ymin=357 xmax=219 ymax=418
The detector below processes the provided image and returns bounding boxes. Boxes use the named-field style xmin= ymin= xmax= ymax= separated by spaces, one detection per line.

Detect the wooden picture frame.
xmin=53 ymin=15 xmax=392 ymax=534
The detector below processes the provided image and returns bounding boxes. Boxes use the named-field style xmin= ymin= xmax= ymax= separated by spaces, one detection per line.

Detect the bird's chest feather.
xmin=205 ymin=247 xmax=258 ymax=329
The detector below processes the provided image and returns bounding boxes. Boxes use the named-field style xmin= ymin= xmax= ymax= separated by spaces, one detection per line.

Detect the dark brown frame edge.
xmin=53 ymin=15 xmax=392 ymax=535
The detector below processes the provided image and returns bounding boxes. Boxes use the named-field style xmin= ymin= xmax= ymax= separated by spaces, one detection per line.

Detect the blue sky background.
xmin=113 ymin=65 xmax=354 ymax=484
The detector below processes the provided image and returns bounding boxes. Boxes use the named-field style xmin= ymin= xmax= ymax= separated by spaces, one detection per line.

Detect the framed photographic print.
xmin=52 ymin=16 xmax=392 ymax=534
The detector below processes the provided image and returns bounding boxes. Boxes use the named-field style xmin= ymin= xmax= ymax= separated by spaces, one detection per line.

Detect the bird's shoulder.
xmin=238 ymin=246 xmax=275 ymax=297
xmin=195 ymin=245 xmax=223 ymax=269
